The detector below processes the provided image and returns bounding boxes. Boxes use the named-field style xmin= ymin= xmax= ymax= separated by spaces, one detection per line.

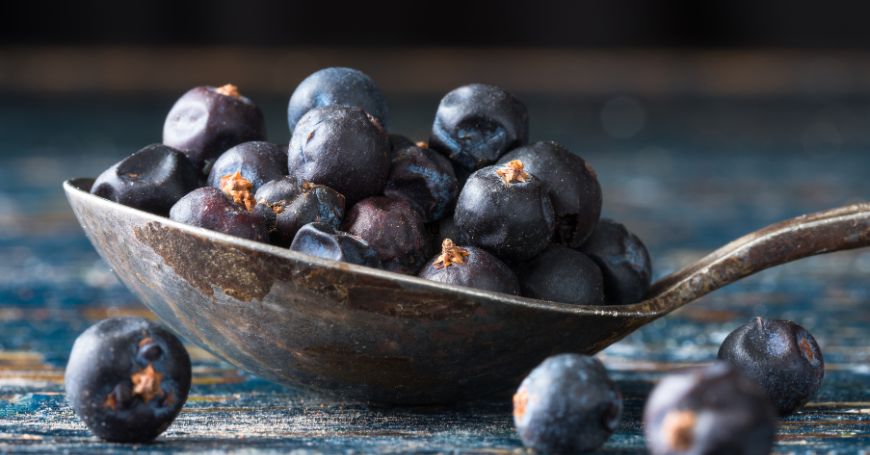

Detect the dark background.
xmin=6 ymin=0 xmax=870 ymax=48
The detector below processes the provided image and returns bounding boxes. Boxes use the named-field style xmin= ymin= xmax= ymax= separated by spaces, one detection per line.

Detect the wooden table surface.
xmin=0 ymin=92 xmax=868 ymax=453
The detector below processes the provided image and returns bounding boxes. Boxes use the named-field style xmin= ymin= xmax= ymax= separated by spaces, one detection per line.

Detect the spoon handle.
xmin=645 ymin=202 xmax=870 ymax=315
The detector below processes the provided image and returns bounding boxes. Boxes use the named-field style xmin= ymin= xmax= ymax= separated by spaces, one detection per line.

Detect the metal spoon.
xmin=64 ymin=178 xmax=870 ymax=404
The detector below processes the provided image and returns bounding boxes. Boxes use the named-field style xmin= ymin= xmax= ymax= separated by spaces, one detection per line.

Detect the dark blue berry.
xmin=207 ymin=141 xmax=287 ymax=193
xmin=499 ymin=141 xmax=602 ymax=247
xmin=163 ymin=84 xmax=267 ymax=174
xmin=718 ymin=317 xmax=824 ymax=416
xmin=342 ymin=196 xmax=429 ymax=274
xmin=454 ymin=160 xmax=555 ymax=261
xmin=255 ymin=176 xmax=346 ymax=247
xmin=452 ymin=162 xmax=474 ymax=188
xmin=419 ymin=239 xmax=520 ymax=295
xmin=644 ymin=362 xmax=777 ymax=455
xmin=430 ymin=84 xmax=528 ymax=171
xmin=287 ymin=67 xmax=388 ymax=133
xmin=170 ymin=187 xmax=269 ymax=242
xmin=288 ymin=106 xmax=390 ymax=205
xmin=579 ymin=219 xmax=652 ymax=305
xmin=434 ymin=214 xmax=468 ymax=246
xmin=91 ymin=144 xmax=199 ymax=216
xmin=517 ymin=244 xmax=604 ymax=305
xmin=384 ymin=142 xmax=459 ymax=222
xmin=513 ymin=354 xmax=622 ymax=454
xmin=64 ymin=317 xmax=191 ymax=443
xmin=290 ymin=222 xmax=382 ymax=268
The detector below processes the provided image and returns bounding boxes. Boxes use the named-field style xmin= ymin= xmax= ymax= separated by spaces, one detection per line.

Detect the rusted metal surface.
xmin=63 ymin=178 xmax=870 ymax=405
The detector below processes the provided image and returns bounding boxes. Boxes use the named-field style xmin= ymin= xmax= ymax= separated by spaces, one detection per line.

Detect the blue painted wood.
xmin=0 ymin=95 xmax=868 ymax=453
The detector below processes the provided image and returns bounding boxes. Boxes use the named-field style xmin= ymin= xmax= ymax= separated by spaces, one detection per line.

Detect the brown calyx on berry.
xmin=513 ymin=387 xmax=529 ymax=419
xmin=215 ymin=84 xmax=241 ymax=98
xmin=433 ymin=238 xmax=470 ymax=269
xmin=131 ymin=363 xmax=164 ymax=403
xmin=799 ymin=336 xmax=816 ymax=362
xmin=496 ymin=160 xmax=530 ymax=185
xmin=661 ymin=409 xmax=696 ymax=451
xmin=220 ymin=171 xmax=256 ymax=211
xmin=104 ymin=391 xmax=119 ymax=410
xmin=260 ymin=199 xmax=285 ymax=214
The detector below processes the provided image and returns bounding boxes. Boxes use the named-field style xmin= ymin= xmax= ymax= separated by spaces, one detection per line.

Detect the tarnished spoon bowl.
xmin=64 ymin=178 xmax=870 ymax=404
